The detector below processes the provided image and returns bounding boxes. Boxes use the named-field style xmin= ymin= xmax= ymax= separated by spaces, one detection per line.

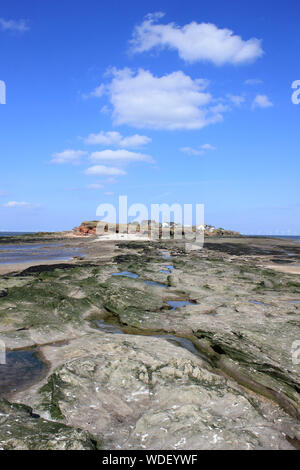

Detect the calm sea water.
xmin=0 ymin=232 xmax=34 ymax=237
xmin=0 ymin=232 xmax=82 ymax=264
xmin=0 ymin=244 xmax=82 ymax=264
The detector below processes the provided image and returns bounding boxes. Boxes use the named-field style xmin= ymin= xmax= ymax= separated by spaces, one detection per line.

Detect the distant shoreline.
xmin=245 ymin=235 xmax=300 ymax=243
xmin=1 ymin=231 xmax=300 ymax=240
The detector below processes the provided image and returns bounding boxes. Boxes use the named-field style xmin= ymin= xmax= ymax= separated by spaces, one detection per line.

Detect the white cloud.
xmin=84 ymin=165 xmax=126 ymax=176
xmin=99 ymin=68 xmax=225 ymax=130
xmin=209 ymin=103 xmax=230 ymax=114
xmin=227 ymin=94 xmax=245 ymax=106
xmin=3 ymin=201 xmax=38 ymax=208
xmin=0 ymin=18 xmax=29 ymax=33
xmin=82 ymin=84 xmax=106 ymax=100
xmin=85 ymin=183 xmax=104 ymax=190
xmin=51 ymin=149 xmax=87 ymax=164
xmin=181 ymin=143 xmax=216 ymax=155
xmin=245 ymin=78 xmax=263 ymax=85
xmin=201 ymin=143 xmax=216 ymax=151
xmin=90 ymin=149 xmax=154 ymax=164
xmin=181 ymin=147 xmax=204 ymax=156
xmin=100 ymin=105 xmax=110 ymax=114
xmin=104 ymin=192 xmax=114 ymax=196
xmin=121 ymin=134 xmax=151 ymax=147
xmin=130 ymin=13 xmax=263 ymax=66
xmin=90 ymin=84 xmax=105 ymax=98
xmin=84 ymin=130 xmax=151 ymax=147
xmin=252 ymin=94 xmax=273 ymax=109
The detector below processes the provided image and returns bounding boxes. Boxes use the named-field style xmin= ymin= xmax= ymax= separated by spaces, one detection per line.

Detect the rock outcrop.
xmin=72 ymin=220 xmax=240 ymax=238
xmin=72 ymin=221 xmax=99 ymax=236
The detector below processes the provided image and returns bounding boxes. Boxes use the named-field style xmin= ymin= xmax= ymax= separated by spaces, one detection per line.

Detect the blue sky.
xmin=0 ymin=0 xmax=299 ymax=234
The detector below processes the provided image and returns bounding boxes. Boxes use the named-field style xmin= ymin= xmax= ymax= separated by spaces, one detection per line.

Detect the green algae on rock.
xmin=0 ymin=398 xmax=101 ymax=450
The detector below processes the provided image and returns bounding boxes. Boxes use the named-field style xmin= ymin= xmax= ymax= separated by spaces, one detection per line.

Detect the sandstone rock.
xmin=13 ymin=333 xmax=298 ymax=450
xmin=1 ymin=236 xmax=299 ymax=449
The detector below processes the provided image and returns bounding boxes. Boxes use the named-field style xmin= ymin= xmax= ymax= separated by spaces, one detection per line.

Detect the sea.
xmin=0 ymin=232 xmax=34 ymax=237
xmin=0 ymin=232 xmax=82 ymax=264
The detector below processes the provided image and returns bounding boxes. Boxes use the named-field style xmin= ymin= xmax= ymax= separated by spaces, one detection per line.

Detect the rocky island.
xmin=0 ymin=227 xmax=299 ymax=450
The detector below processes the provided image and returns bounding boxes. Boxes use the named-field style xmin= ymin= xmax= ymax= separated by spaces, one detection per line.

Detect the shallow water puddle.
xmin=160 ymin=251 xmax=172 ymax=260
xmin=153 ymin=334 xmax=205 ymax=360
xmin=144 ymin=280 xmax=168 ymax=288
xmin=96 ymin=319 xmax=124 ymax=334
xmin=161 ymin=265 xmax=174 ymax=273
xmin=249 ymin=300 xmax=270 ymax=306
xmin=111 ymin=271 xmax=139 ymax=279
xmin=95 ymin=320 xmax=207 ymax=362
xmin=168 ymin=300 xmax=192 ymax=310
xmin=0 ymin=349 xmax=47 ymax=396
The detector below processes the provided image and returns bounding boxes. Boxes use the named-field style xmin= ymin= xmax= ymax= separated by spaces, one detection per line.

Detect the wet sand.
xmin=265 ymin=264 xmax=300 ymax=275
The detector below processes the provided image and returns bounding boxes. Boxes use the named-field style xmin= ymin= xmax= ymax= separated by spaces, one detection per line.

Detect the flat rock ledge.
xmin=0 ymin=237 xmax=299 ymax=449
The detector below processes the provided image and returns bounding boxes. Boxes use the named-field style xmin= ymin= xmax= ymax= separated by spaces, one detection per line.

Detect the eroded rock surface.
xmin=0 ymin=236 xmax=299 ymax=449
xmin=13 ymin=333 xmax=300 ymax=450
xmin=0 ymin=398 xmax=100 ymax=450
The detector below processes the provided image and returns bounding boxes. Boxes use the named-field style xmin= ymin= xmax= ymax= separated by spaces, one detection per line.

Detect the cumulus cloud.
xmin=181 ymin=143 xmax=216 ymax=155
xmin=252 ymin=94 xmax=273 ymax=109
xmin=98 ymin=68 xmax=225 ymax=130
xmin=130 ymin=13 xmax=263 ymax=66
xmin=0 ymin=18 xmax=29 ymax=33
xmin=84 ymin=165 xmax=126 ymax=176
xmin=84 ymin=130 xmax=151 ymax=147
xmin=51 ymin=149 xmax=87 ymax=164
xmin=3 ymin=201 xmax=38 ymax=208
xmin=90 ymin=149 xmax=154 ymax=164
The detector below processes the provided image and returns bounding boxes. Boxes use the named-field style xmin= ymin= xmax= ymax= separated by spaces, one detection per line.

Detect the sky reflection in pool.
xmin=111 ymin=271 xmax=139 ymax=279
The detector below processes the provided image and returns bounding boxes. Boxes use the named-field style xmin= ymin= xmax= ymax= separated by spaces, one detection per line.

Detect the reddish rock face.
xmin=73 ymin=222 xmax=98 ymax=236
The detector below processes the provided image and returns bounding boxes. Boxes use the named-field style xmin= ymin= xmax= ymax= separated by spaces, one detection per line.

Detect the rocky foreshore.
xmin=0 ymin=233 xmax=299 ymax=449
